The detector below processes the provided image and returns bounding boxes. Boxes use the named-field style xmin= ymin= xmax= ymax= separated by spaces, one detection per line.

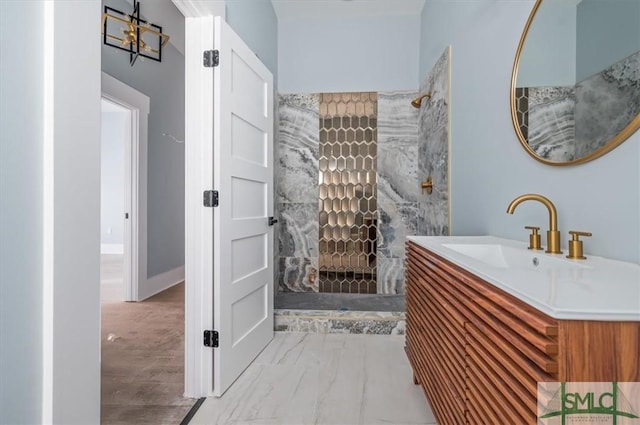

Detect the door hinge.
xmin=204 ymin=330 xmax=219 ymax=348
xmin=203 ymin=50 xmax=219 ymax=67
xmin=203 ymin=190 xmax=219 ymax=207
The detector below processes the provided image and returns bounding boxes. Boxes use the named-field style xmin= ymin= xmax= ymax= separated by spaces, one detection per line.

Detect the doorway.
xmin=99 ymin=73 xmax=195 ymax=422
xmin=100 ymin=97 xmax=131 ymax=303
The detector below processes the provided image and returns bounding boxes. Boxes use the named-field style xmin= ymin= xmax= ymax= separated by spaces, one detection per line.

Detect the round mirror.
xmin=511 ymin=0 xmax=640 ymax=166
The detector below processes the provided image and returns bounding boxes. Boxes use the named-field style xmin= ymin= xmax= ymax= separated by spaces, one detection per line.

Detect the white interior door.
xmin=212 ymin=16 xmax=274 ymax=396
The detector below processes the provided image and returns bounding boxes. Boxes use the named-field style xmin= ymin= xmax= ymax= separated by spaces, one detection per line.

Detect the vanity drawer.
xmin=412 ymin=243 xmax=560 ymax=372
xmin=407 ymin=245 xmax=469 ymax=330
xmin=457 ymin=280 xmax=559 ymax=374
xmin=415 ymin=245 xmax=558 ymax=337
xmin=407 ymin=267 xmax=466 ymax=353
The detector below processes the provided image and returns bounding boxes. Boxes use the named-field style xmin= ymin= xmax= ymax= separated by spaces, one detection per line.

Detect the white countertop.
xmin=407 ymin=235 xmax=640 ymax=321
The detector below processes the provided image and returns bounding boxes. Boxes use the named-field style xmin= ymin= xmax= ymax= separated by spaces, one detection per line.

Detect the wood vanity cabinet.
xmin=405 ymin=241 xmax=640 ymax=425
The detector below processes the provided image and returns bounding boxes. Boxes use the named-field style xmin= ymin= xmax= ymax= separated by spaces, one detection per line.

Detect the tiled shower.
xmin=275 ymin=48 xmax=451 ymax=323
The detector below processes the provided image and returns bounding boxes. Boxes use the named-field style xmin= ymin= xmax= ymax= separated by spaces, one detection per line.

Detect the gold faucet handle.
xmin=569 ymin=230 xmax=592 ymax=238
xmin=524 ymin=226 xmax=542 ymax=250
xmin=567 ymin=230 xmax=592 ymax=260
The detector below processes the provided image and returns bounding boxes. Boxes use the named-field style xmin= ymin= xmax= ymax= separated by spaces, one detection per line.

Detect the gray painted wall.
xmin=0 ymin=2 xmax=44 ymax=422
xmin=419 ymin=0 xmax=640 ymax=264
xmin=101 ymin=0 xmax=185 ymax=277
xmin=277 ymin=14 xmax=420 ymax=93
xmin=226 ymin=0 xmax=279 ymax=82
xmin=576 ymin=0 xmax=640 ymax=81
xmin=101 ymin=109 xmax=127 ymax=247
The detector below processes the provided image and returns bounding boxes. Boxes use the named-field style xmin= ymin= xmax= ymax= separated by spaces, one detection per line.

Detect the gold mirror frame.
xmin=510 ymin=0 xmax=640 ymax=166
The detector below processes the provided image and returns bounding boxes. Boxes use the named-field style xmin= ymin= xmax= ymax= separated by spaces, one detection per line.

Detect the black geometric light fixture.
xmin=102 ymin=0 xmax=170 ymax=66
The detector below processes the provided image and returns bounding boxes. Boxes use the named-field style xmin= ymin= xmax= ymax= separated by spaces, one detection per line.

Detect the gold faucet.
xmin=506 ymin=194 xmax=562 ymax=254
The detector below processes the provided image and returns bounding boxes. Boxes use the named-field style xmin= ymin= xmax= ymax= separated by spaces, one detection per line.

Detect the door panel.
xmin=231 ymin=178 xmax=267 ymax=218
xmin=231 ymin=115 xmax=267 ymax=166
xmin=231 ymin=285 xmax=268 ymax=345
xmin=231 ymin=234 xmax=267 ymax=283
xmin=212 ymin=16 xmax=274 ymax=396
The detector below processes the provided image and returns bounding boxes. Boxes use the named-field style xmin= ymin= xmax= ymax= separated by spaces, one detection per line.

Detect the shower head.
xmin=411 ymin=93 xmax=432 ymax=108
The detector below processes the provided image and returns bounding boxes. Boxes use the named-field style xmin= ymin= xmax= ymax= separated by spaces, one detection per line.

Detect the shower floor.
xmin=275 ymin=291 xmax=405 ymax=312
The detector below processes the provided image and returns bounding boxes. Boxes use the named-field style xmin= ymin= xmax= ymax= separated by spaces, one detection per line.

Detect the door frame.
xmin=181 ymin=13 xmax=216 ymax=398
xmin=41 ymin=1 xmax=223 ymax=420
xmin=172 ymin=0 xmax=251 ymax=398
xmin=101 ymin=72 xmax=150 ymax=302
xmin=99 ymin=2 xmax=226 ymax=399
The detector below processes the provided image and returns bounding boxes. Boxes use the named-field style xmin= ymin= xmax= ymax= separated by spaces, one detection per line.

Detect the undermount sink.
xmin=441 ymin=242 xmax=590 ymax=271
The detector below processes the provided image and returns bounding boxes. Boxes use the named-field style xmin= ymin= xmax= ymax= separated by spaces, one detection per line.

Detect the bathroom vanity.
xmin=405 ymin=236 xmax=640 ymax=424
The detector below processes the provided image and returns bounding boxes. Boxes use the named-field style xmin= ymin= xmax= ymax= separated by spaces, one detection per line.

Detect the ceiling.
xmin=271 ymin=0 xmax=426 ymax=20
xmin=116 ymin=0 xmax=427 ymax=56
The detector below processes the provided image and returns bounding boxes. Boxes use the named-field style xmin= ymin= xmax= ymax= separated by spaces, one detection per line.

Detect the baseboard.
xmin=101 ymin=243 xmax=124 ymax=254
xmin=139 ymin=265 xmax=185 ymax=301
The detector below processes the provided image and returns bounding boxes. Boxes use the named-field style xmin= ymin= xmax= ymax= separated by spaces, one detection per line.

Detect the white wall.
xmin=419 ymin=0 xmax=640 ymax=264
xmin=0 ymin=2 xmax=45 ymax=423
xmin=49 ymin=1 xmax=102 ymax=422
xmin=101 ymin=105 xmax=128 ymax=250
xmin=278 ymin=14 xmax=421 ymax=93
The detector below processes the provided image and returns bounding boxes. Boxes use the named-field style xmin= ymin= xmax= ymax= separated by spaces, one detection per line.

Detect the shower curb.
xmin=274 ymin=308 xmax=406 ymax=335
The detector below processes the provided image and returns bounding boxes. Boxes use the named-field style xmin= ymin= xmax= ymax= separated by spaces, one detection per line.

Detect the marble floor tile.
xmin=188 ymin=333 xmax=436 ymax=425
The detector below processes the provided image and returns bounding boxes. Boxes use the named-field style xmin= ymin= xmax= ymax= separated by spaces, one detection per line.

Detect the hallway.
xmin=101 ymin=269 xmax=194 ymax=424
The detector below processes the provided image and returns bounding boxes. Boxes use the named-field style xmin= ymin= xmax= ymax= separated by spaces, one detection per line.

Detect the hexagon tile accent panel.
xmin=318 ymin=93 xmax=378 ymax=294
xmin=514 ymin=87 xmax=529 ymax=141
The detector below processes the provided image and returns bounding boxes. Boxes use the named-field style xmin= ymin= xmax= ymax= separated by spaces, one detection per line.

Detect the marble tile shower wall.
xmin=277 ymin=94 xmax=320 ymax=292
xmin=277 ymin=50 xmax=451 ymax=294
xmin=376 ymin=91 xmax=419 ymax=294
xmin=417 ymin=47 xmax=451 ymax=238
